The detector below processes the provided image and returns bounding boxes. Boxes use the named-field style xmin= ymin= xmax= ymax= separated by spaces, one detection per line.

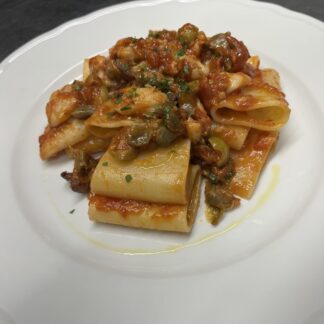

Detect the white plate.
xmin=1 ymin=0 xmax=324 ymax=323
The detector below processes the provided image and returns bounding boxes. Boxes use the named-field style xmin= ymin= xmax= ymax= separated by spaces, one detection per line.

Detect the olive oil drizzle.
xmin=52 ymin=164 xmax=280 ymax=256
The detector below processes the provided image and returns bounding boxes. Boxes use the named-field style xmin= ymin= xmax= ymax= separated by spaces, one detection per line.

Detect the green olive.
xmin=208 ymin=136 xmax=229 ymax=167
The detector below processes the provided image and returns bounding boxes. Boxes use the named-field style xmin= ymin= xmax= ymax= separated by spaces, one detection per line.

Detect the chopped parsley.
xmin=207 ymin=172 xmax=219 ymax=184
xmin=74 ymin=84 xmax=83 ymax=91
xmin=183 ymin=64 xmax=190 ymax=75
xmin=127 ymin=88 xmax=139 ymax=98
xmin=178 ymin=79 xmax=190 ymax=93
xmin=113 ymin=93 xmax=123 ymax=104
xmin=120 ymin=106 xmax=131 ymax=111
xmin=119 ymin=62 xmax=129 ymax=73
xmin=157 ymin=79 xmax=171 ymax=92
xmin=125 ymin=174 xmax=133 ymax=183
xmin=176 ymin=48 xmax=185 ymax=57
xmin=102 ymin=162 xmax=108 ymax=167
xmin=69 ymin=209 xmax=75 ymax=214
xmin=73 ymin=80 xmax=83 ymax=91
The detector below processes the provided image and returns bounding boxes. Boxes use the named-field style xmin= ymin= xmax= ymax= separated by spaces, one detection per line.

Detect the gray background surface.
xmin=0 ymin=0 xmax=323 ymax=62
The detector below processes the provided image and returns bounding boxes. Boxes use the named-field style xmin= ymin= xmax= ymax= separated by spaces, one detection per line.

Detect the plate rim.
xmin=0 ymin=0 xmax=323 ymax=72
xmin=1 ymin=1 xmax=324 ymax=323
xmin=2 ymin=0 xmax=324 ymax=275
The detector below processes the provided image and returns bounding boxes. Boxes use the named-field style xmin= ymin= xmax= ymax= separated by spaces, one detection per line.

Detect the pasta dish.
xmin=39 ymin=24 xmax=290 ymax=232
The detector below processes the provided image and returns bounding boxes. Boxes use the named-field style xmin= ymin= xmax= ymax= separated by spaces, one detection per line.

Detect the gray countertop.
xmin=0 ymin=0 xmax=323 ymax=62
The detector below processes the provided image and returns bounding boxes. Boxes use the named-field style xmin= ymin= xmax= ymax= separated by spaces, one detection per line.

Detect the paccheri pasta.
xmin=39 ymin=24 xmax=290 ymax=231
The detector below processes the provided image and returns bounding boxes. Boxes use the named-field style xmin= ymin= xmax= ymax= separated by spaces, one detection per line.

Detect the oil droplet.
xmin=51 ymin=164 xmax=280 ymax=256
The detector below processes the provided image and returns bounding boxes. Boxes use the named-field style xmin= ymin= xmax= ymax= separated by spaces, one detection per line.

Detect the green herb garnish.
xmin=119 ymin=62 xmax=129 ymax=72
xmin=207 ymin=172 xmax=219 ymax=184
xmin=125 ymin=174 xmax=133 ymax=183
xmin=73 ymin=80 xmax=83 ymax=91
xmin=157 ymin=79 xmax=171 ymax=92
xmin=102 ymin=162 xmax=108 ymax=167
xmin=69 ymin=209 xmax=75 ymax=214
xmin=127 ymin=88 xmax=139 ymax=98
xmin=113 ymin=93 xmax=123 ymax=104
xmin=120 ymin=106 xmax=131 ymax=111
xmin=183 ymin=64 xmax=190 ymax=75
xmin=178 ymin=79 xmax=190 ymax=93
xmin=176 ymin=48 xmax=185 ymax=57
xmin=74 ymin=84 xmax=83 ymax=91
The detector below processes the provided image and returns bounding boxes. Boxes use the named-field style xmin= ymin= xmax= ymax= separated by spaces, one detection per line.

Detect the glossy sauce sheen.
xmin=63 ymin=165 xmax=280 ymax=255
xmin=89 ymin=195 xmax=181 ymax=219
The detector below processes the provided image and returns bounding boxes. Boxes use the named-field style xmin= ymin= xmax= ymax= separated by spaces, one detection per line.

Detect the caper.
xmin=208 ymin=136 xmax=229 ymax=167
xmin=109 ymin=132 xmax=138 ymax=161
xmin=178 ymin=24 xmax=198 ymax=46
xmin=208 ymin=33 xmax=230 ymax=54
xmin=72 ymin=105 xmax=95 ymax=119
xmin=205 ymin=182 xmax=235 ymax=210
xmin=127 ymin=125 xmax=152 ymax=147
xmin=155 ymin=125 xmax=177 ymax=147
xmin=162 ymin=106 xmax=185 ymax=135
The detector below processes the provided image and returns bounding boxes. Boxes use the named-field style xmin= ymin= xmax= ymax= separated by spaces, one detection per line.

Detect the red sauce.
xmin=199 ymin=72 xmax=229 ymax=109
xmin=90 ymin=195 xmax=181 ymax=219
